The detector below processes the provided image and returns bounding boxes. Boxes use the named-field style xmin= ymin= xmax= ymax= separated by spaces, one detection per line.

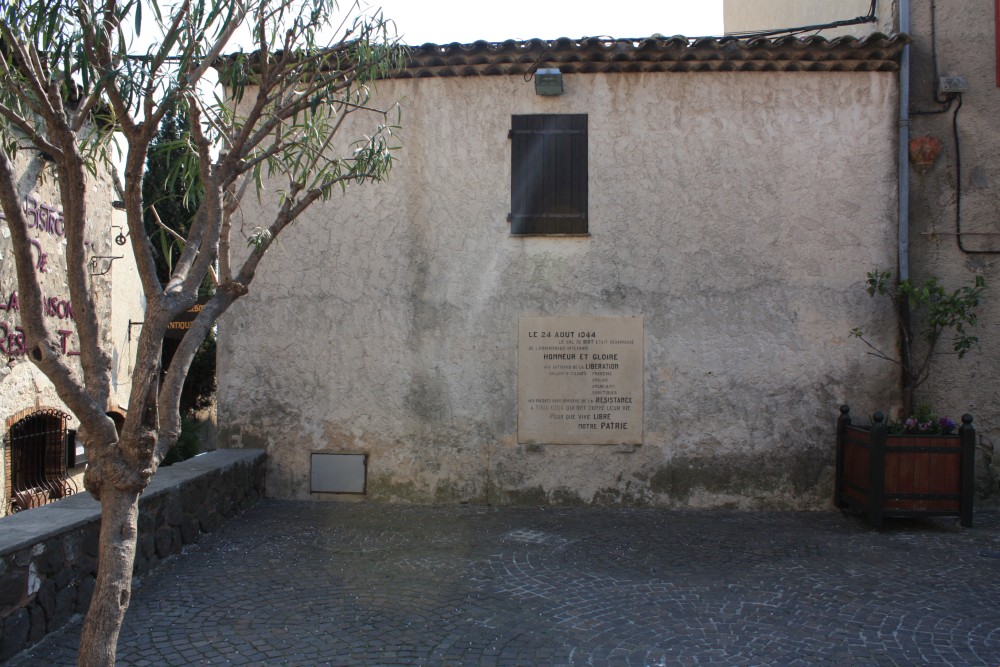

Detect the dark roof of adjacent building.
xmin=393 ymin=33 xmax=908 ymax=79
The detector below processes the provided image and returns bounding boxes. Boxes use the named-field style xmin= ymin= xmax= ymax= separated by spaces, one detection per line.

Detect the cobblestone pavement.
xmin=7 ymin=501 xmax=1000 ymax=666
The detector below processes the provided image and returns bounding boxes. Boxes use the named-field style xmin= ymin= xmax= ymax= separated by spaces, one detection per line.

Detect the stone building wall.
xmin=905 ymin=0 xmax=1000 ymax=501
xmin=217 ymin=62 xmax=903 ymax=509
xmin=0 ymin=159 xmax=144 ymax=517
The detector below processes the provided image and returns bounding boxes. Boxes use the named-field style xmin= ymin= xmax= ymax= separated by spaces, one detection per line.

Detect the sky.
xmin=114 ymin=0 xmax=723 ymax=169
xmin=354 ymin=1 xmax=724 ymax=45
xmin=125 ymin=1 xmax=724 ymax=56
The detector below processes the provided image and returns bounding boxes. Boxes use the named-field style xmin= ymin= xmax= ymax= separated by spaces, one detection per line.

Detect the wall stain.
xmin=649 ymin=447 xmax=829 ymax=507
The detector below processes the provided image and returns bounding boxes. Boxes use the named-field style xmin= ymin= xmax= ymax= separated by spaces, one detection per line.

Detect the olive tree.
xmin=0 ymin=0 xmax=404 ymax=663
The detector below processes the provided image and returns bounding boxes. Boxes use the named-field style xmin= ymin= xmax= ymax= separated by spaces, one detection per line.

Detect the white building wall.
xmin=218 ymin=68 xmax=901 ymax=509
xmin=724 ymin=0 xmax=893 ymax=38
xmin=108 ymin=206 xmax=145 ymax=412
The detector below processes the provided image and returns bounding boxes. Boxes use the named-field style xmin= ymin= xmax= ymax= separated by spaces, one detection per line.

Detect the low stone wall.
xmin=0 ymin=449 xmax=265 ymax=662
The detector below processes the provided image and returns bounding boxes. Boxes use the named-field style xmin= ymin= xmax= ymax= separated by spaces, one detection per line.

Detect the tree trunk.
xmin=899 ymin=299 xmax=915 ymax=416
xmin=77 ymin=487 xmax=141 ymax=667
xmin=903 ymin=383 xmax=916 ymax=418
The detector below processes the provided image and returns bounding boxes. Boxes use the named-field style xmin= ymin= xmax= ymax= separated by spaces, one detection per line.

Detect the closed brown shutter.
xmin=510 ymin=114 xmax=588 ymax=235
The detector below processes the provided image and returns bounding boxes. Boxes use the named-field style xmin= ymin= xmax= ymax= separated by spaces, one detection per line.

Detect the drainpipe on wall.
xmin=897 ymin=0 xmax=914 ymax=411
xmin=898 ymin=0 xmax=911 ymax=281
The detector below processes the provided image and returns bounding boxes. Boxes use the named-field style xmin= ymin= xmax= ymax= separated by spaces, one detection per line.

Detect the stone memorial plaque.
xmin=518 ymin=316 xmax=643 ymax=445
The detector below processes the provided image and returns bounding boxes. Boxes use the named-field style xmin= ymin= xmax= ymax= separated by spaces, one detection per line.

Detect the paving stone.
xmin=5 ymin=503 xmax=1000 ymax=666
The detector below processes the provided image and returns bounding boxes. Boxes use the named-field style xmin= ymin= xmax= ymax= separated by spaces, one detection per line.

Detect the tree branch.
xmin=55 ymin=145 xmax=114 ymax=405
xmin=155 ymin=291 xmax=232 ymax=462
xmin=0 ymin=102 xmax=63 ymax=158
xmin=149 ymin=203 xmax=219 ymax=285
xmin=164 ymin=102 xmax=219 ymax=298
xmin=121 ymin=133 xmax=164 ymax=299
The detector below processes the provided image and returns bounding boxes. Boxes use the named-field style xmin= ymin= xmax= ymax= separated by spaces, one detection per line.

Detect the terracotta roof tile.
xmin=393 ymin=33 xmax=908 ymax=78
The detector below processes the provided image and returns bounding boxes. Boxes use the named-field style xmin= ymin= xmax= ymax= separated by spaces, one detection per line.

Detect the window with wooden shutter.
xmin=509 ymin=114 xmax=588 ymax=235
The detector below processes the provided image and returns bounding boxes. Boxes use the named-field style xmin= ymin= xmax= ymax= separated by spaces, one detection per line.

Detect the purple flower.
xmin=938 ymin=416 xmax=956 ymax=434
xmin=904 ymin=418 xmax=918 ymax=432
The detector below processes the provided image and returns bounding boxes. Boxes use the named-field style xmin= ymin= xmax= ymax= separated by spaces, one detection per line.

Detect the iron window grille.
xmin=4 ymin=408 xmax=78 ymax=513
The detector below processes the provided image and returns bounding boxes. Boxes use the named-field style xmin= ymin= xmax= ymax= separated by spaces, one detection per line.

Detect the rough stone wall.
xmin=906 ymin=0 xmax=1000 ymax=505
xmin=217 ymin=70 xmax=900 ymax=509
xmin=0 ymin=160 xmax=143 ymax=517
xmin=0 ymin=449 xmax=266 ymax=662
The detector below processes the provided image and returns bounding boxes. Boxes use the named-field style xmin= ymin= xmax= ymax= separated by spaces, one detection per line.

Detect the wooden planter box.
xmin=835 ymin=405 xmax=975 ymax=528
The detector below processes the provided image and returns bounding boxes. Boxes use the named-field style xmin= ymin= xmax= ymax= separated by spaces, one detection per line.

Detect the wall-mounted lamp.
xmin=534 ymin=68 xmax=563 ymax=96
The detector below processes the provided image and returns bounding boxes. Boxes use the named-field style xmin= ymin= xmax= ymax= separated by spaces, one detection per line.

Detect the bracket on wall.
xmin=110 ymin=225 xmax=129 ymax=246
xmin=88 ymin=255 xmax=122 ymax=276
xmin=128 ymin=320 xmax=144 ymax=341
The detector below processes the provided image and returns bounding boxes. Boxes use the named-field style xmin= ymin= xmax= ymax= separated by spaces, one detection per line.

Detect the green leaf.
xmin=855 ymin=269 xmax=987 ymax=392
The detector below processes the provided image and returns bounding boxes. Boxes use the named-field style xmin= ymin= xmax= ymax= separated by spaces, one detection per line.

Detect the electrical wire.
xmin=908 ymin=1 xmax=998 ymax=253
xmin=912 ymin=0 xmax=954 ymax=116
xmin=949 ymin=95 xmax=999 ymax=254
xmin=529 ymin=1 xmax=880 ymax=75
xmin=720 ymin=0 xmax=877 ymax=41
xmin=929 ymin=0 xmax=949 ymax=104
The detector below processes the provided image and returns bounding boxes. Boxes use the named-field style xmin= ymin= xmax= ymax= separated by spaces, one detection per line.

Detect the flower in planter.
xmin=888 ymin=409 xmax=957 ymax=435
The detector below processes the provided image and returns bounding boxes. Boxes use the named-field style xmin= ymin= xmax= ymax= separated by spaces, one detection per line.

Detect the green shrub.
xmin=161 ymin=414 xmax=202 ymax=467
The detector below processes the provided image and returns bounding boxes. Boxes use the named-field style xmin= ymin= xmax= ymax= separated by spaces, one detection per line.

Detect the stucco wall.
xmin=217 ymin=70 xmax=900 ymax=509
xmin=906 ymin=0 xmax=1000 ymax=502
xmin=0 ymin=159 xmax=143 ymax=516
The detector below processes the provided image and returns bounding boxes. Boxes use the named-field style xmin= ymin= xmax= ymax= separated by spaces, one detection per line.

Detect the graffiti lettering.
xmin=23 ymin=196 xmax=65 ymax=238
xmin=0 ymin=323 xmax=79 ymax=357
xmin=0 ymin=196 xmax=66 ymax=238
xmin=0 ymin=292 xmax=74 ymax=320
xmin=29 ymin=239 xmax=49 ymax=273
xmin=0 ymin=292 xmax=18 ymax=312
xmin=0 ymin=240 xmax=50 ymax=273
xmin=0 ymin=322 xmax=26 ymax=356
xmin=57 ymin=329 xmax=80 ymax=356
xmin=45 ymin=297 xmax=74 ymax=319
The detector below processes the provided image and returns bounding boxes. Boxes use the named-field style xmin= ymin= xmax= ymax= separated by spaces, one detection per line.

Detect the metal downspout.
xmin=898 ymin=0 xmax=911 ymax=281
xmin=897 ymin=0 xmax=914 ymax=411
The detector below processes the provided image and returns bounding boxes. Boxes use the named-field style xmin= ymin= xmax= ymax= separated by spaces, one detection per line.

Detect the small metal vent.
xmin=310 ymin=453 xmax=367 ymax=494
